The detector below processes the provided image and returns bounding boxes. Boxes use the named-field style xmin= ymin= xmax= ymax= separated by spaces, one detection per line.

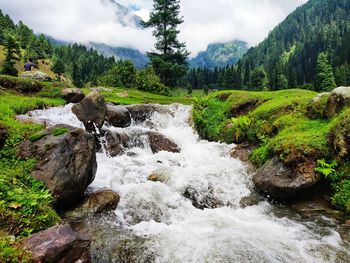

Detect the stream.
xmin=28 ymin=103 xmax=350 ymax=263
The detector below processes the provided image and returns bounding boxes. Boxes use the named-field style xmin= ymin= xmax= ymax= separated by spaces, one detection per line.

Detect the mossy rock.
xmin=306 ymin=92 xmax=329 ymax=119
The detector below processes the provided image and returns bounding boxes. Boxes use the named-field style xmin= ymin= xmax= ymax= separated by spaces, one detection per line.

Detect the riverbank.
xmin=0 ymin=74 xmax=199 ymax=261
xmin=192 ymin=89 xmax=350 ymax=214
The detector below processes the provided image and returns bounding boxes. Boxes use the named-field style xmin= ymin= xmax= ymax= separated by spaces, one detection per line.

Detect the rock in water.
xmin=67 ymin=189 xmax=120 ymax=220
xmin=326 ymin=86 xmax=350 ymax=118
xmin=253 ymin=157 xmax=320 ymax=200
xmin=61 ymin=88 xmax=85 ymax=103
xmin=102 ymin=130 xmax=125 ymax=157
xmin=72 ymin=91 xmax=107 ymax=133
xmin=17 ymin=125 xmax=97 ymax=207
xmin=147 ymin=132 xmax=180 ymax=154
xmin=0 ymin=124 xmax=8 ymax=149
xmin=106 ymin=105 xmax=131 ymax=128
xmin=20 ymin=71 xmax=52 ymax=81
xmin=23 ymin=224 xmax=91 ymax=263
xmin=125 ymin=104 xmax=158 ymax=123
xmin=184 ymin=184 xmax=224 ymax=210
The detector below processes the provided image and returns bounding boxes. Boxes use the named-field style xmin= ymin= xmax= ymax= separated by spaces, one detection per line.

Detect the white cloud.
xmin=0 ymin=0 xmax=308 ymax=56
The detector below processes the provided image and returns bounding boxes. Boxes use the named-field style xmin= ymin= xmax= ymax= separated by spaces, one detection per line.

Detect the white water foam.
xmin=29 ymin=103 xmax=349 ymax=263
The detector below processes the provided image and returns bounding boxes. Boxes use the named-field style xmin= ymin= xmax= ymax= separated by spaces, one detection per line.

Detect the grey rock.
xmin=17 ymin=125 xmax=97 ymax=207
xmin=61 ymin=88 xmax=85 ymax=103
xmin=106 ymin=105 xmax=131 ymax=128
xmin=20 ymin=71 xmax=52 ymax=82
xmin=326 ymin=86 xmax=350 ymax=118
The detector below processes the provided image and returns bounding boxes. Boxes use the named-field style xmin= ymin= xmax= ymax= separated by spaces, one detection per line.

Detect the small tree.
xmin=316 ymin=52 xmax=336 ymax=91
xmin=1 ymin=34 xmax=20 ymax=76
xmin=97 ymin=60 xmax=136 ymax=88
xmin=135 ymin=67 xmax=169 ymax=95
xmin=251 ymin=66 xmax=269 ymax=91
xmin=51 ymin=57 xmax=65 ymax=78
xmin=142 ymin=0 xmax=190 ymax=87
xmin=272 ymin=61 xmax=288 ymax=90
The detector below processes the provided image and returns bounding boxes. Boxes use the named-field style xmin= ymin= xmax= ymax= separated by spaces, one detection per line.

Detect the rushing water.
xmin=28 ymin=104 xmax=350 ymax=263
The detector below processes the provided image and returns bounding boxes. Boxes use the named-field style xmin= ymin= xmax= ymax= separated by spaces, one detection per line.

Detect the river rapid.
xmin=28 ymin=103 xmax=350 ymax=263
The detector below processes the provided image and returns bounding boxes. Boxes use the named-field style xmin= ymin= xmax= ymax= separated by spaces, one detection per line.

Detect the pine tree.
xmin=51 ymin=57 xmax=65 ymax=78
xmin=251 ymin=66 xmax=269 ymax=90
xmin=142 ymin=0 xmax=190 ymax=87
xmin=316 ymin=52 xmax=337 ymax=91
xmin=1 ymin=34 xmax=20 ymax=76
xmin=273 ymin=62 xmax=288 ymax=90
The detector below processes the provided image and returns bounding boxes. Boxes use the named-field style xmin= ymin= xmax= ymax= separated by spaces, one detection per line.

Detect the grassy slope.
xmin=0 ymin=77 xmax=66 ymax=261
xmin=0 ymin=45 xmax=56 ymax=79
xmin=82 ymin=87 xmax=203 ymax=105
xmin=193 ymin=89 xmax=350 ymax=212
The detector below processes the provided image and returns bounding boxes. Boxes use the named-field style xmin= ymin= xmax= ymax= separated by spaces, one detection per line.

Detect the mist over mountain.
xmin=101 ymin=0 xmax=142 ymax=28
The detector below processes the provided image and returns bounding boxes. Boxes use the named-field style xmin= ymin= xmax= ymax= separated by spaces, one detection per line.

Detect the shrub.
xmin=135 ymin=67 xmax=169 ymax=95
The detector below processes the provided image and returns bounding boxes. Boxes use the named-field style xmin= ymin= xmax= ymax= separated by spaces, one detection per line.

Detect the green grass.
xmin=0 ymin=90 xmax=64 ymax=260
xmin=82 ymin=86 xmax=203 ymax=105
xmin=193 ymin=89 xmax=350 ymax=212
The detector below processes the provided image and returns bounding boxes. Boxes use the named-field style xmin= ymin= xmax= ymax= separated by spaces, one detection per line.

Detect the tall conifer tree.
xmin=142 ymin=0 xmax=190 ymax=87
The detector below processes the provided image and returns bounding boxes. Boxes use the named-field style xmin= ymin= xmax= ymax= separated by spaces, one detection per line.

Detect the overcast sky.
xmin=0 ymin=0 xmax=307 ymax=56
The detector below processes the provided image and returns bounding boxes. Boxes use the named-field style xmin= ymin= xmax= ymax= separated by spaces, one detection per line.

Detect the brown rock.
xmin=230 ymin=143 xmax=255 ymax=162
xmin=23 ymin=224 xmax=91 ymax=263
xmin=61 ymin=88 xmax=85 ymax=103
xmin=147 ymin=171 xmax=170 ymax=183
xmin=17 ymin=125 xmax=97 ymax=207
xmin=147 ymin=132 xmax=180 ymax=154
xmin=72 ymin=91 xmax=107 ymax=133
xmin=81 ymin=189 xmax=120 ymax=214
xmin=253 ymin=158 xmax=321 ymax=200
xmin=102 ymin=130 xmax=124 ymax=157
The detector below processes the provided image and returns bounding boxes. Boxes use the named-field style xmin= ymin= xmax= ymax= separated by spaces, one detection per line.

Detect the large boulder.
xmin=23 ymin=224 xmax=91 ymax=263
xmin=61 ymin=88 xmax=85 ymax=103
xmin=72 ymin=91 xmax=107 ymax=133
xmin=66 ymin=189 xmax=120 ymax=221
xmin=106 ymin=105 xmax=131 ymax=128
xmin=147 ymin=132 xmax=180 ymax=154
xmin=325 ymin=87 xmax=350 ymax=118
xmin=0 ymin=124 xmax=8 ymax=149
xmin=20 ymin=71 xmax=52 ymax=82
xmin=253 ymin=157 xmax=320 ymax=200
xmin=17 ymin=125 xmax=97 ymax=207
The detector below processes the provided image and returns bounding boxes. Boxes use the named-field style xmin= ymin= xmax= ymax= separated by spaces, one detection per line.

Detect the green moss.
xmin=251 ymin=143 xmax=271 ymax=166
xmin=332 ymin=179 xmax=350 ymax=212
xmin=0 ymin=236 xmax=32 ymax=263
xmin=29 ymin=132 xmax=47 ymax=142
xmin=52 ymin=127 xmax=69 ymax=137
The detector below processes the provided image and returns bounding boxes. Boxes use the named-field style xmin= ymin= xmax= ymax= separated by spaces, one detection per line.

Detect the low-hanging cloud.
xmin=0 ymin=0 xmax=307 ymax=56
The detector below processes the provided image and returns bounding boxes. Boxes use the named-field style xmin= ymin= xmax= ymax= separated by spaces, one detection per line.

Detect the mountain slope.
xmin=190 ymin=40 xmax=248 ymax=69
xmin=101 ymin=0 xmax=142 ymax=28
xmin=88 ymin=43 xmax=148 ymax=68
xmin=237 ymin=0 xmax=350 ymax=90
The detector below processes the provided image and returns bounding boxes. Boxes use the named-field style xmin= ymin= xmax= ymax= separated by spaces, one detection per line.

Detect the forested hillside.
xmin=237 ymin=0 xmax=350 ymax=90
xmin=189 ymin=40 xmax=248 ymax=69
xmin=0 ymin=10 xmax=116 ymax=87
xmin=182 ymin=0 xmax=350 ymax=91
